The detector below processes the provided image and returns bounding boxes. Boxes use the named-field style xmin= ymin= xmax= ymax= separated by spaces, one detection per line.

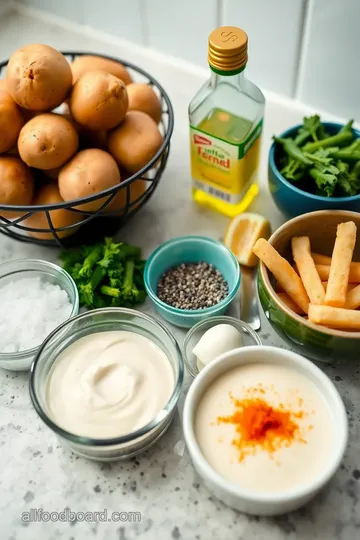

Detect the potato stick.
xmin=312 ymin=252 xmax=360 ymax=270
xmin=277 ymin=292 xmax=305 ymax=314
xmin=309 ymin=304 xmax=360 ymax=330
xmin=324 ymin=221 xmax=357 ymax=307
xmin=253 ymin=238 xmax=309 ymax=313
xmin=275 ymin=281 xmax=285 ymax=293
xmin=322 ymin=281 xmax=328 ymax=291
xmin=344 ymin=284 xmax=360 ymax=310
xmin=321 ymin=281 xmax=355 ymax=291
xmin=316 ymin=265 xmax=360 ymax=283
xmin=291 ymin=237 xmax=325 ymax=304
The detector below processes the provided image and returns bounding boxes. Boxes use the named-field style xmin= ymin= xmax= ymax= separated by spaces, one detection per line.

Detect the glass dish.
xmin=183 ymin=316 xmax=262 ymax=378
xmin=0 ymin=259 xmax=79 ymax=371
xmin=29 ymin=308 xmax=184 ymax=461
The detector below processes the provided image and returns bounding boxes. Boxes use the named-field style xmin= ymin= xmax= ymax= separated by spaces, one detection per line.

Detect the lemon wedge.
xmin=224 ymin=212 xmax=271 ymax=267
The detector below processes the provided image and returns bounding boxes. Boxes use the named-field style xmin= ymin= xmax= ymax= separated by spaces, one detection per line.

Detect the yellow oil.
xmin=191 ymin=108 xmax=261 ymax=217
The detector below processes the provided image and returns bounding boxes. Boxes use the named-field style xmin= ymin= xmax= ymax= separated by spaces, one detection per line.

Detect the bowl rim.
xmin=269 ymin=121 xmax=360 ymax=202
xmin=29 ymin=307 xmax=184 ymax=446
xmin=144 ymin=235 xmax=241 ymax=316
xmin=183 ymin=315 xmax=262 ymax=378
xmin=0 ymin=258 xmax=79 ymax=361
xmin=259 ymin=209 xmax=360 ymax=339
xmin=183 ymin=345 xmax=348 ymax=505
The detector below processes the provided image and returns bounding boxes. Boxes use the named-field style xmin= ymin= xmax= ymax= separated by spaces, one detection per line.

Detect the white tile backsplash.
xmin=144 ymin=0 xmax=218 ymax=67
xmin=222 ymin=0 xmax=306 ymax=97
xmin=297 ymin=0 xmax=360 ymax=120
xmin=12 ymin=0 xmax=360 ymax=119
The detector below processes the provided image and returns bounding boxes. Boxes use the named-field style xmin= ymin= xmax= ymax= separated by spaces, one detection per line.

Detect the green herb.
xmin=274 ymin=115 xmax=360 ymax=197
xmin=60 ymin=238 xmax=147 ymax=309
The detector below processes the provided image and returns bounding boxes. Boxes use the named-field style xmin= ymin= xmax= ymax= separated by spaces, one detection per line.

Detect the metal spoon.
xmin=239 ymin=264 xmax=261 ymax=331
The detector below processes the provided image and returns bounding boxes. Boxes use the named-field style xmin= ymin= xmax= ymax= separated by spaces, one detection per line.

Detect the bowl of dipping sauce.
xmin=183 ymin=316 xmax=262 ymax=378
xmin=144 ymin=236 xmax=241 ymax=328
xmin=183 ymin=346 xmax=347 ymax=516
xmin=0 ymin=259 xmax=79 ymax=371
xmin=30 ymin=308 xmax=183 ymax=461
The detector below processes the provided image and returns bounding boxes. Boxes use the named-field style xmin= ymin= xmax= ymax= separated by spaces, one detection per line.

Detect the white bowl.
xmin=183 ymin=346 xmax=348 ymax=516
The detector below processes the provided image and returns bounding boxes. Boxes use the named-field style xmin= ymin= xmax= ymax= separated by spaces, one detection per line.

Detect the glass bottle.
xmin=189 ymin=26 xmax=265 ymax=217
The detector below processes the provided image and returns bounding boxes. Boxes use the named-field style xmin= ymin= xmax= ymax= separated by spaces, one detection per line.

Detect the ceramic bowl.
xmin=257 ymin=210 xmax=360 ymax=363
xmin=183 ymin=346 xmax=347 ymax=516
xmin=144 ymin=236 xmax=241 ymax=328
xmin=269 ymin=122 xmax=360 ymax=219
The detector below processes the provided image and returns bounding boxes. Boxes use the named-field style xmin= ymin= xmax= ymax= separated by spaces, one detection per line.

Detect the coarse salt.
xmin=0 ymin=276 xmax=73 ymax=353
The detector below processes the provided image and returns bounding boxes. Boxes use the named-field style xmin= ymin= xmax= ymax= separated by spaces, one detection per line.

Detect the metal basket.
xmin=0 ymin=52 xmax=174 ymax=247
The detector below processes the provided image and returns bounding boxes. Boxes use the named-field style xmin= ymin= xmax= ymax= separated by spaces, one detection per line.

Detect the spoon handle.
xmin=239 ymin=265 xmax=261 ymax=331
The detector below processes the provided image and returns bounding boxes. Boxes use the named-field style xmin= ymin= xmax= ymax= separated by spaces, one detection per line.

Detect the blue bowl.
xmin=269 ymin=122 xmax=360 ymax=219
xmin=144 ymin=236 xmax=241 ymax=328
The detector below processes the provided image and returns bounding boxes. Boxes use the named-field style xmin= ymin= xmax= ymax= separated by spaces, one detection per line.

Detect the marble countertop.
xmin=0 ymin=7 xmax=359 ymax=540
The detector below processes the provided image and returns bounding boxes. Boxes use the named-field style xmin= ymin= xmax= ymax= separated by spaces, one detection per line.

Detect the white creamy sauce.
xmin=195 ymin=363 xmax=334 ymax=493
xmin=47 ymin=331 xmax=174 ymax=438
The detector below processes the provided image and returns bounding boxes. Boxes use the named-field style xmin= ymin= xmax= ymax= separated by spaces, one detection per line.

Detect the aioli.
xmin=195 ymin=363 xmax=334 ymax=493
xmin=47 ymin=331 xmax=174 ymax=439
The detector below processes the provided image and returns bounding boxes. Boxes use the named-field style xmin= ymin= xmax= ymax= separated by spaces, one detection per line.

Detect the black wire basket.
xmin=0 ymin=52 xmax=174 ymax=247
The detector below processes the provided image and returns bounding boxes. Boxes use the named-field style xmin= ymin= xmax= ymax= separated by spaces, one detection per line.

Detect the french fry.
xmin=253 ymin=238 xmax=309 ymax=313
xmin=316 ymin=265 xmax=360 ymax=283
xmin=312 ymin=252 xmax=360 ymax=271
xmin=277 ymin=292 xmax=305 ymax=314
xmin=291 ymin=236 xmax=325 ymax=304
xmin=324 ymin=221 xmax=357 ymax=307
xmin=309 ymin=304 xmax=360 ymax=330
xmin=344 ymin=284 xmax=360 ymax=310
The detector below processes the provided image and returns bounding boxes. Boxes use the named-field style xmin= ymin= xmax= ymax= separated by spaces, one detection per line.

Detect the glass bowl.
xmin=0 ymin=259 xmax=79 ymax=371
xmin=183 ymin=316 xmax=262 ymax=378
xmin=144 ymin=236 xmax=241 ymax=328
xmin=29 ymin=308 xmax=184 ymax=461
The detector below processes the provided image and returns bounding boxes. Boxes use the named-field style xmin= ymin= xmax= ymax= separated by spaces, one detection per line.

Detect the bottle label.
xmin=190 ymin=119 xmax=263 ymax=204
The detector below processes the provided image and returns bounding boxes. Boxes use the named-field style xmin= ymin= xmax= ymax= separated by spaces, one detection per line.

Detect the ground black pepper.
xmin=157 ymin=262 xmax=228 ymax=310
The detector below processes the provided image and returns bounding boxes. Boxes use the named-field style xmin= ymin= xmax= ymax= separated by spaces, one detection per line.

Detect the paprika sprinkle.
xmin=217 ymin=392 xmax=306 ymax=461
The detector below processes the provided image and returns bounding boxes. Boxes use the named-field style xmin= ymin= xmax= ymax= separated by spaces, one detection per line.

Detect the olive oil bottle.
xmin=189 ymin=27 xmax=265 ymax=217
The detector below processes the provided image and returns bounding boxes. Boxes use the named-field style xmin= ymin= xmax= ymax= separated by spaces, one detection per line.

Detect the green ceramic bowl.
xmin=257 ymin=210 xmax=360 ymax=363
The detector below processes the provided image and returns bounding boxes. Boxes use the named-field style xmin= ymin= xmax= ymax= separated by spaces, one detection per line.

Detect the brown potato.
xmin=108 ymin=111 xmax=163 ymax=173
xmin=71 ymin=55 xmax=132 ymax=85
xmin=69 ymin=71 xmax=128 ymax=131
xmin=127 ymin=83 xmax=162 ymax=124
xmin=103 ymin=169 xmax=147 ymax=214
xmin=18 ymin=113 xmax=79 ymax=169
xmin=58 ymin=149 xmax=120 ymax=212
xmin=24 ymin=184 xmax=83 ymax=239
xmin=6 ymin=44 xmax=72 ymax=111
xmin=0 ymin=91 xmax=25 ymax=153
xmin=0 ymin=156 xmax=34 ymax=217
xmin=0 ymin=79 xmax=9 ymax=95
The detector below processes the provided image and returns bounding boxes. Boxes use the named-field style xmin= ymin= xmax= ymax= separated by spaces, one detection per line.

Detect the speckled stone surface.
xmin=0 ymin=8 xmax=360 ymax=540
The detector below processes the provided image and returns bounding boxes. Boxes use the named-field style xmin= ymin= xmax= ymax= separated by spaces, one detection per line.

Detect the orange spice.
xmin=217 ymin=392 xmax=306 ymax=461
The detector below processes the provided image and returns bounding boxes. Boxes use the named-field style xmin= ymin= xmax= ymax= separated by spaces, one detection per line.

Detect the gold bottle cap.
xmin=208 ymin=26 xmax=248 ymax=73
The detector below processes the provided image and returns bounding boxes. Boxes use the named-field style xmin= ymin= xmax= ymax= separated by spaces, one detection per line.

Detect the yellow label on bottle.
xmin=190 ymin=119 xmax=263 ymax=204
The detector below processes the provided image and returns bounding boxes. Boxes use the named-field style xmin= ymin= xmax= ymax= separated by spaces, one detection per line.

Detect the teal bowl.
xmin=257 ymin=210 xmax=360 ymax=363
xmin=144 ymin=236 xmax=241 ymax=328
xmin=269 ymin=122 xmax=360 ymax=219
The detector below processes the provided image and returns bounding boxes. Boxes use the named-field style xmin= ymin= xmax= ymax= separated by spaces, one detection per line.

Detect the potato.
xmin=0 ymin=79 xmax=9 ymax=95
xmin=69 ymin=71 xmax=128 ymax=131
xmin=58 ymin=149 xmax=120 ymax=211
xmin=18 ymin=113 xmax=79 ymax=169
xmin=127 ymin=83 xmax=162 ymax=124
xmin=71 ymin=55 xmax=132 ymax=85
xmin=0 ymin=91 xmax=25 ymax=153
xmin=108 ymin=111 xmax=163 ymax=173
xmin=0 ymin=156 xmax=34 ymax=217
xmin=6 ymin=44 xmax=72 ymax=111
xmin=103 ymin=169 xmax=147 ymax=214
xmin=24 ymin=184 xmax=83 ymax=239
